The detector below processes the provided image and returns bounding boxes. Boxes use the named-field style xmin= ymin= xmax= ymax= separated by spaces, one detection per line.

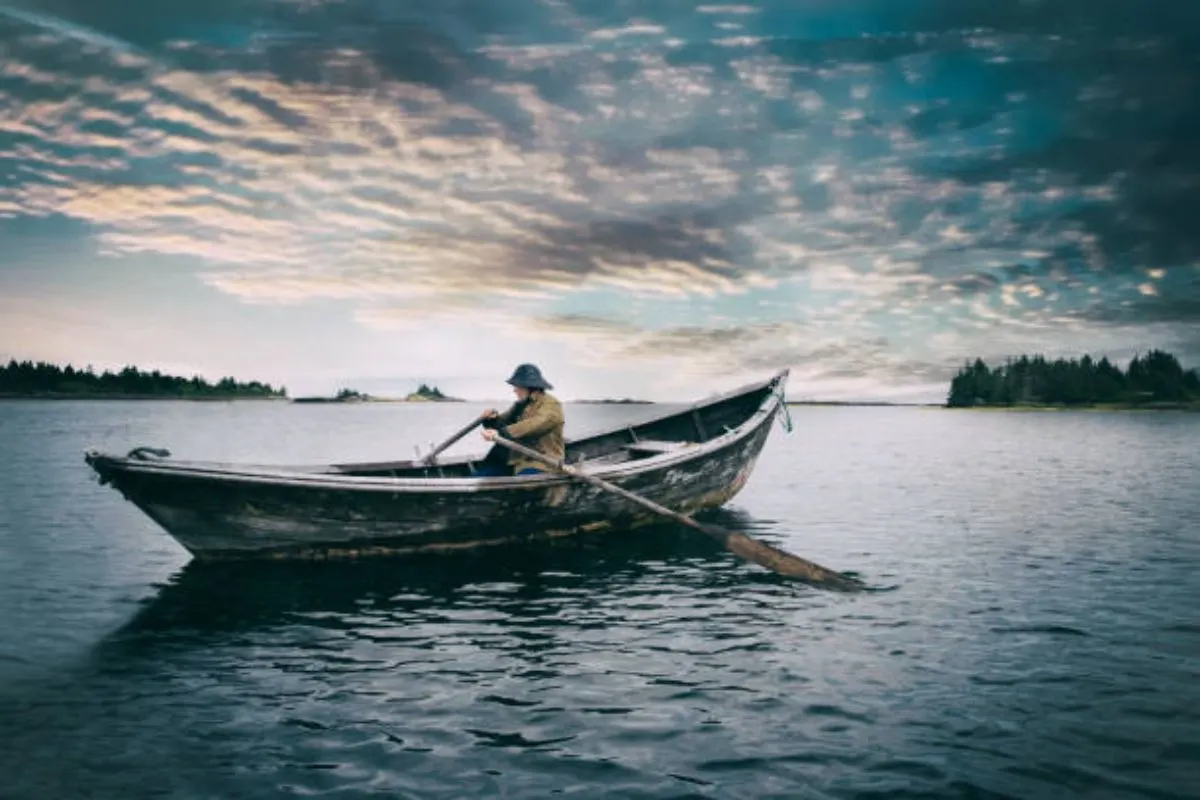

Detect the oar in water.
xmin=489 ymin=435 xmax=865 ymax=591
xmin=420 ymin=414 xmax=487 ymax=465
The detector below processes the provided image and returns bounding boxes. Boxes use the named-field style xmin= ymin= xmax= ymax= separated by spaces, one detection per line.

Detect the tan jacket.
xmin=495 ymin=391 xmax=565 ymax=472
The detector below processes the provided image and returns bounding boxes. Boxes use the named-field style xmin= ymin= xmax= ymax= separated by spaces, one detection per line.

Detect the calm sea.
xmin=0 ymin=400 xmax=1197 ymax=798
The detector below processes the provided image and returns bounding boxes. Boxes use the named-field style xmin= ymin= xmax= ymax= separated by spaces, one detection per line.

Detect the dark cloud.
xmin=905 ymin=19 xmax=1200 ymax=285
xmin=762 ymin=32 xmax=940 ymax=70
xmin=903 ymin=107 xmax=1002 ymax=141
xmin=1069 ymin=288 xmax=1200 ymax=329
xmin=916 ymin=0 xmax=1200 ymax=40
xmin=367 ymin=24 xmax=489 ymax=92
xmin=9 ymin=0 xmax=548 ymax=52
xmin=534 ymin=208 xmax=753 ymax=275
xmin=224 ymin=86 xmax=310 ymax=129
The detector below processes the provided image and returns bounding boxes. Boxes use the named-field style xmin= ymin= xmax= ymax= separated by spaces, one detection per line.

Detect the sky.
xmin=1 ymin=0 xmax=1198 ymax=402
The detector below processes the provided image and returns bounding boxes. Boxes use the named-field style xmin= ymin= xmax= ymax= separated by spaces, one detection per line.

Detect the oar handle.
xmin=491 ymin=436 xmax=567 ymax=471
xmin=488 ymin=435 xmax=864 ymax=591
xmin=421 ymin=414 xmax=486 ymax=464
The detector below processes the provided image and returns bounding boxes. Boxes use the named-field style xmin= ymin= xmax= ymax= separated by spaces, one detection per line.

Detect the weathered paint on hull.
xmin=92 ymin=415 xmax=775 ymax=560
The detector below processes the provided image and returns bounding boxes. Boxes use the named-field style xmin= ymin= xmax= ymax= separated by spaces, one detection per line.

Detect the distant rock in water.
xmin=293 ymin=388 xmax=368 ymax=404
xmin=292 ymin=384 xmax=464 ymax=403
xmin=404 ymin=383 xmax=463 ymax=402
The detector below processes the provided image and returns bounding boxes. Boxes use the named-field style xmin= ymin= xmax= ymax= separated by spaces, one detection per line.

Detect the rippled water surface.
xmin=1 ymin=400 xmax=1198 ymax=798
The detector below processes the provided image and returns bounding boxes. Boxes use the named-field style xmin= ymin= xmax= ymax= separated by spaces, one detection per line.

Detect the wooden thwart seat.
xmin=622 ymin=439 xmax=693 ymax=456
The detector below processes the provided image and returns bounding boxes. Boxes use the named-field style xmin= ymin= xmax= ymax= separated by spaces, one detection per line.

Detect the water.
xmin=1 ymin=400 xmax=1197 ymax=799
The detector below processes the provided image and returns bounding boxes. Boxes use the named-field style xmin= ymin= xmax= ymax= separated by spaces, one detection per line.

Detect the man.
xmin=474 ymin=363 xmax=565 ymax=477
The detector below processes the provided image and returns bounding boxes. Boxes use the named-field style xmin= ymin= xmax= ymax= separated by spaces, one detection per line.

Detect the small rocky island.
xmin=292 ymin=388 xmax=368 ymax=404
xmin=293 ymin=384 xmax=464 ymax=403
xmin=402 ymin=383 xmax=464 ymax=403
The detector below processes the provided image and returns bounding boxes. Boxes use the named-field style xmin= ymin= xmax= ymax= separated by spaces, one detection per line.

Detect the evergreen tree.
xmin=945 ymin=350 xmax=1199 ymax=407
xmin=0 ymin=360 xmax=286 ymax=398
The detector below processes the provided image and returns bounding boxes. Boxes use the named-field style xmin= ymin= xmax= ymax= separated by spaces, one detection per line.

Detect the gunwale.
xmin=85 ymin=370 xmax=789 ymax=494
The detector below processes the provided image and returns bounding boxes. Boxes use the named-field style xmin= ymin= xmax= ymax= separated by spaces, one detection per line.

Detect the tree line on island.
xmin=0 ymin=359 xmax=286 ymax=398
xmin=0 ymin=359 xmax=474 ymax=402
xmin=947 ymin=349 xmax=1200 ymax=407
xmin=13 ymin=353 xmax=1193 ymax=408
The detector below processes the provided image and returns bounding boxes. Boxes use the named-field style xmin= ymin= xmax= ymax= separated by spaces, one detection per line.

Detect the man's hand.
xmin=482 ymin=408 xmax=499 ymax=420
xmin=481 ymin=428 xmax=499 ymax=442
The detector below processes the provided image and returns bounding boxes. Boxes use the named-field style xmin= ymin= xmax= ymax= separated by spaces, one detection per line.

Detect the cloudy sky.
xmin=2 ymin=0 xmax=1198 ymax=402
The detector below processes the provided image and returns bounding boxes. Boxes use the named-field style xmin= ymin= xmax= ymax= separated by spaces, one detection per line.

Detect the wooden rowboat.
xmin=84 ymin=370 xmax=791 ymax=561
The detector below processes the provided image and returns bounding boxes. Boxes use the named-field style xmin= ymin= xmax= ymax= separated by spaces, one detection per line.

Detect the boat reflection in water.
xmin=99 ymin=507 xmax=791 ymax=651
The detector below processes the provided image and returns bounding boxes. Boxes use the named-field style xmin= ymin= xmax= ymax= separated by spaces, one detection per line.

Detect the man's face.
xmin=513 ymin=386 xmax=530 ymax=401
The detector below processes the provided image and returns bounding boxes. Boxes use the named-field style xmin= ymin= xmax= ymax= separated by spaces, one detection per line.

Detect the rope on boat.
xmin=773 ymin=386 xmax=793 ymax=433
xmin=126 ymin=446 xmax=171 ymax=460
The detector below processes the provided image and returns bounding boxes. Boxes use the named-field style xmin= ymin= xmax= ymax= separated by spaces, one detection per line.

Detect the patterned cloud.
xmin=1 ymin=0 xmax=1198 ymax=397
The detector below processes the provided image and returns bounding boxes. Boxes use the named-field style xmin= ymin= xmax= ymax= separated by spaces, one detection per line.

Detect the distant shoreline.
xmin=0 ymin=393 xmax=472 ymax=403
xmin=291 ymin=395 xmax=467 ymax=404
xmin=944 ymin=401 xmax=1200 ymax=412
xmin=6 ymin=395 xmax=1193 ymax=410
xmin=2 ymin=359 xmax=286 ymax=400
xmin=0 ymin=392 xmax=285 ymax=401
xmin=575 ymin=399 xmax=654 ymax=405
xmin=292 ymin=396 xmax=656 ymax=405
xmin=787 ymin=400 xmax=1199 ymax=410
xmin=291 ymin=384 xmax=468 ymax=403
xmin=786 ymin=400 xmax=939 ymax=408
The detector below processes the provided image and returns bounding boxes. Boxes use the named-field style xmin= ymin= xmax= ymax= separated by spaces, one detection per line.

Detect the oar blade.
xmin=715 ymin=528 xmax=865 ymax=592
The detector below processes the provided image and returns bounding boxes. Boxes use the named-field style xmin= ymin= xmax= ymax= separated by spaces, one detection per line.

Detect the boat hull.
xmin=86 ymin=403 xmax=779 ymax=560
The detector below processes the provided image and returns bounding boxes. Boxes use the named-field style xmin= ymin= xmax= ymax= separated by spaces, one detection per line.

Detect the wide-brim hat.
xmin=506 ymin=363 xmax=552 ymax=390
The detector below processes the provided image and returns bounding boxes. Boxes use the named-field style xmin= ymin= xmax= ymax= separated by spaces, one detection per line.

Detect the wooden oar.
xmin=490 ymin=435 xmax=865 ymax=591
xmin=420 ymin=414 xmax=486 ymax=465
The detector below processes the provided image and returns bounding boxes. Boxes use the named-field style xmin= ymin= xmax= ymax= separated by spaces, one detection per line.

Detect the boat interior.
xmin=330 ymin=378 xmax=779 ymax=479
